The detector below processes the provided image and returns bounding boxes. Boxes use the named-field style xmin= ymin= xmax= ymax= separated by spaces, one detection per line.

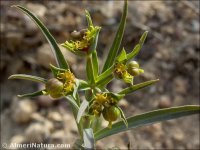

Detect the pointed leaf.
xmin=126 ymin=31 xmax=148 ymax=61
xmin=119 ymin=79 xmax=159 ymax=95
xmin=116 ymin=48 xmax=127 ymax=62
xmin=85 ymin=10 xmax=93 ymax=27
xmin=12 ymin=5 xmax=69 ymax=69
xmin=76 ymin=100 xmax=89 ymax=123
xmin=108 ymin=92 xmax=125 ymax=101
xmin=88 ymin=27 xmax=101 ymax=54
xmin=49 ymin=64 xmax=68 ymax=77
xmin=116 ymin=106 xmax=128 ymax=127
xmin=102 ymin=0 xmax=128 ymax=72
xmin=8 ymin=74 xmax=47 ymax=83
xmin=73 ymin=79 xmax=79 ymax=98
xmin=18 ymin=90 xmax=44 ymax=98
xmin=139 ymin=31 xmax=148 ymax=46
xmin=92 ymin=50 xmax=99 ymax=78
xmin=83 ymin=128 xmax=95 ymax=149
xmin=94 ymin=105 xmax=200 ymax=141
xmin=126 ymin=44 xmax=141 ymax=61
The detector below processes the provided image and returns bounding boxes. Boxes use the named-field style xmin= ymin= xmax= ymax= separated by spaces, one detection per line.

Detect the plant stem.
xmin=86 ymin=54 xmax=95 ymax=85
xmin=96 ymin=74 xmax=114 ymax=88
xmin=66 ymin=96 xmax=83 ymax=141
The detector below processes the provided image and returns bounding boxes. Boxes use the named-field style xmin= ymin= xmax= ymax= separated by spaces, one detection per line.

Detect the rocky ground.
xmin=0 ymin=0 xmax=199 ymax=149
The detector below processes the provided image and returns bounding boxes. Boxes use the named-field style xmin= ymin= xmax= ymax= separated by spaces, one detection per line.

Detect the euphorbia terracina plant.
xmin=8 ymin=0 xmax=200 ymax=149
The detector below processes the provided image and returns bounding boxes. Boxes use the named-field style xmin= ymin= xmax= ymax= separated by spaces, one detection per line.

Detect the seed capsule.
xmin=103 ymin=106 xmax=120 ymax=122
xmin=103 ymin=106 xmax=120 ymax=128
xmin=127 ymin=68 xmax=140 ymax=76
xmin=79 ymin=28 xmax=88 ymax=36
xmin=45 ymin=78 xmax=63 ymax=98
xmin=71 ymin=31 xmax=82 ymax=39
xmin=128 ymin=61 xmax=139 ymax=69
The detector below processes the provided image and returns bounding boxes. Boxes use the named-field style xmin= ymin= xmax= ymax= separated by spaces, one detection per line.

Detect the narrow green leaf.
xmin=108 ymin=92 xmax=125 ymax=101
xmin=8 ymin=74 xmax=47 ymax=83
xmin=73 ymin=79 xmax=79 ymax=99
xmin=12 ymin=5 xmax=69 ymax=69
xmin=126 ymin=44 xmax=141 ymax=61
xmin=85 ymin=10 xmax=93 ymax=27
xmin=116 ymin=48 xmax=127 ymax=62
xmin=119 ymin=79 xmax=159 ymax=95
xmin=94 ymin=105 xmax=200 ymax=141
xmin=96 ymin=74 xmax=114 ymax=88
xmin=92 ymin=50 xmax=99 ymax=79
xmin=139 ymin=31 xmax=148 ymax=46
xmin=102 ymin=0 xmax=128 ymax=72
xmin=126 ymin=31 xmax=148 ymax=61
xmin=18 ymin=90 xmax=44 ymax=98
xmin=116 ymin=106 xmax=128 ymax=127
xmin=88 ymin=28 xmax=101 ymax=54
xmin=83 ymin=128 xmax=95 ymax=149
xmin=76 ymin=100 xmax=89 ymax=123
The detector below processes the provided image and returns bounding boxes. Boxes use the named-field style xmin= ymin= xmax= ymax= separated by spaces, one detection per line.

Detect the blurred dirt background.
xmin=0 ymin=0 xmax=199 ymax=149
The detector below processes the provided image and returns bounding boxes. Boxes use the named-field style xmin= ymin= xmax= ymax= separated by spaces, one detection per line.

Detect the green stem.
xmin=66 ymin=96 xmax=83 ymax=141
xmin=86 ymin=54 xmax=95 ymax=85
xmin=71 ymin=104 xmax=83 ymax=140
xmin=96 ymin=74 xmax=114 ymax=88
xmin=75 ymin=93 xmax=81 ymax=106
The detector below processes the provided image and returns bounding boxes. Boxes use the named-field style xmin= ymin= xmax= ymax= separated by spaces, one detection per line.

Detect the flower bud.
xmin=45 ymin=78 xmax=63 ymax=98
xmin=127 ymin=61 xmax=139 ymax=69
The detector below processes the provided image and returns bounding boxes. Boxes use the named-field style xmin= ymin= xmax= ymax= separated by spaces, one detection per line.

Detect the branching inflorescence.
xmin=8 ymin=1 xmax=200 ymax=149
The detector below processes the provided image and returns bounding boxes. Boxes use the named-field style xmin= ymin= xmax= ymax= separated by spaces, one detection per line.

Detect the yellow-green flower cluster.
xmin=90 ymin=93 xmax=117 ymax=116
xmin=89 ymin=93 xmax=121 ymax=128
xmin=61 ymin=26 xmax=99 ymax=55
xmin=114 ymin=61 xmax=144 ymax=84
xmin=45 ymin=70 xmax=76 ymax=98
xmin=57 ymin=70 xmax=76 ymax=95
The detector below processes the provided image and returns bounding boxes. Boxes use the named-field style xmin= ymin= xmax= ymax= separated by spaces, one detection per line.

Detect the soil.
xmin=1 ymin=0 xmax=199 ymax=149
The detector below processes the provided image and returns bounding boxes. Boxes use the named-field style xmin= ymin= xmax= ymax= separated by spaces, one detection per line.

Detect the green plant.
xmin=8 ymin=1 xmax=200 ymax=149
